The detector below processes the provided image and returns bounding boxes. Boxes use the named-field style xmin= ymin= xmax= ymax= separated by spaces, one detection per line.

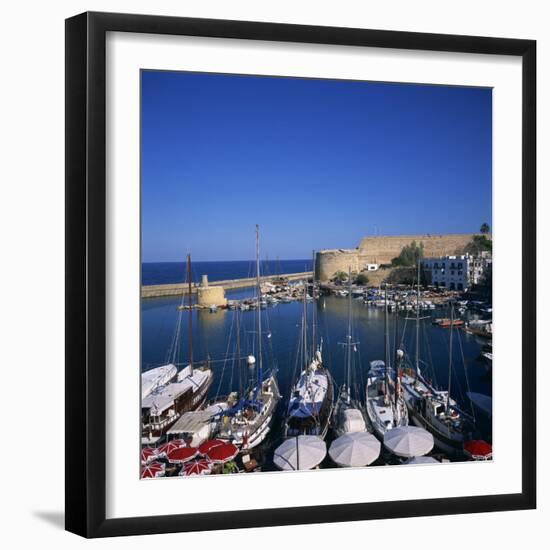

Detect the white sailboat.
xmin=284 ymin=265 xmax=334 ymax=439
xmin=216 ymin=225 xmax=280 ymax=450
xmin=332 ymin=268 xmax=368 ymax=438
xmin=366 ymin=284 xmax=409 ymax=441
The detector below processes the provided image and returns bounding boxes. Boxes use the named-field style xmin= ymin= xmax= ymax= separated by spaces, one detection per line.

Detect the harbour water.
xmin=142 ymin=283 xmax=492 ymax=466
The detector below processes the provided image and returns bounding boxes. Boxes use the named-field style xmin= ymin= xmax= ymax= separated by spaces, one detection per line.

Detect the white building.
xmin=468 ymin=251 xmax=492 ymax=286
xmin=422 ymin=255 xmax=470 ymax=291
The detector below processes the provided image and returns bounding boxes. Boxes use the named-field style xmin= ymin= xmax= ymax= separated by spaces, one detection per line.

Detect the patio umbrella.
xmin=141 ymin=447 xmax=158 ymax=465
xmin=273 ymin=436 xmax=326 ymax=471
xmin=464 ymin=440 xmax=492 ymax=460
xmin=167 ymin=446 xmax=199 ymax=464
xmin=198 ymin=439 xmax=226 ymax=456
xmin=383 ymin=426 xmax=434 ymax=458
xmin=141 ymin=461 xmax=165 ymax=478
xmin=328 ymin=432 xmax=381 ymax=467
xmin=405 ymin=456 xmax=440 ymax=465
xmin=180 ymin=458 xmax=213 ymax=476
xmin=205 ymin=443 xmax=239 ymax=464
xmin=157 ymin=439 xmax=187 ymax=457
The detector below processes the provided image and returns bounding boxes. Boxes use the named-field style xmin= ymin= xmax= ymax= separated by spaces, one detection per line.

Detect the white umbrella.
xmin=405 ymin=456 xmax=439 ymax=465
xmin=329 ymin=432 xmax=381 ymax=467
xmin=384 ymin=426 xmax=434 ymax=458
xmin=273 ymin=436 xmax=327 ymax=471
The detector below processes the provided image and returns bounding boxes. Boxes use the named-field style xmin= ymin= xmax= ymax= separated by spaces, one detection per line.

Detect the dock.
xmin=141 ymin=271 xmax=313 ymax=299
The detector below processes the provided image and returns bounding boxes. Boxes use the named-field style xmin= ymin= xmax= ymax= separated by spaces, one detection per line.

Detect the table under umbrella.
xmin=329 ymin=432 xmax=381 ymax=467
xmin=383 ymin=426 xmax=434 ymax=458
xmin=273 ymin=436 xmax=327 ymax=471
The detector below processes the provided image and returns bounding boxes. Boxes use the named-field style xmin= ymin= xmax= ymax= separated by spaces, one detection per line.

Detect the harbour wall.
xmin=141 ymin=271 xmax=313 ymax=299
xmin=316 ymin=234 xmax=487 ymax=281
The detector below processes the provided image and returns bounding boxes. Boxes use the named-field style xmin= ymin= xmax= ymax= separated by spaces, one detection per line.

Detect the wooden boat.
xmin=400 ymin=267 xmax=474 ymax=457
xmin=141 ymin=255 xmax=213 ymax=444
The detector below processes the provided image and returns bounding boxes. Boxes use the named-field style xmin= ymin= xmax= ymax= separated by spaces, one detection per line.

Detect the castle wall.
xmin=315 ymin=249 xmax=360 ymax=281
xmin=317 ymin=234 xmax=488 ymax=281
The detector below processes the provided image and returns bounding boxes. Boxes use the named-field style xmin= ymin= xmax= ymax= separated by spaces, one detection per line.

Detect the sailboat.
xmin=332 ymin=268 xmax=368 ymax=437
xmin=400 ymin=261 xmax=474 ymax=457
xmin=284 ymin=264 xmax=334 ymax=439
xmin=216 ymin=225 xmax=280 ymax=450
xmin=366 ymin=283 xmax=409 ymax=440
xmin=141 ymin=254 xmax=213 ymax=444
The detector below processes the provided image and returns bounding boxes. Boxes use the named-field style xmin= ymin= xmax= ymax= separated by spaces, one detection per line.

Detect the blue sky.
xmin=141 ymin=71 xmax=492 ymax=262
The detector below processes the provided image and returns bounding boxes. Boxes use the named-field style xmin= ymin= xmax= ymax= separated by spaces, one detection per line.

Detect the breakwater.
xmin=141 ymin=271 xmax=313 ymax=298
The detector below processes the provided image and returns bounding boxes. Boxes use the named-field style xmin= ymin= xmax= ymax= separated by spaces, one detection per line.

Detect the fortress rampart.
xmin=316 ymin=234 xmax=483 ymax=281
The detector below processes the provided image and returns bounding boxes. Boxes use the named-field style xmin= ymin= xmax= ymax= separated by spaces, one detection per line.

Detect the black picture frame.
xmin=65 ymin=11 xmax=536 ymax=538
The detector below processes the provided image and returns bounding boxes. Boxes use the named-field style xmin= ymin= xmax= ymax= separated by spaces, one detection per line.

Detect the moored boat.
xmin=141 ymin=255 xmax=213 ymax=444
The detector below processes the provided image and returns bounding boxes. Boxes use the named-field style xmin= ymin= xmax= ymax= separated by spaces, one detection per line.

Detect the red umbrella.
xmin=157 ymin=439 xmax=187 ymax=456
xmin=206 ymin=443 xmax=239 ymax=464
xmin=141 ymin=447 xmax=158 ymax=465
xmin=167 ymin=446 xmax=199 ymax=464
xmin=141 ymin=461 xmax=165 ymax=478
xmin=180 ymin=458 xmax=213 ymax=476
xmin=464 ymin=440 xmax=492 ymax=460
xmin=198 ymin=439 xmax=226 ymax=456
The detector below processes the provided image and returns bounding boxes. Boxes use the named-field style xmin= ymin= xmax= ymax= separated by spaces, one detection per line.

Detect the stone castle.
xmin=315 ymin=234 xmax=481 ymax=281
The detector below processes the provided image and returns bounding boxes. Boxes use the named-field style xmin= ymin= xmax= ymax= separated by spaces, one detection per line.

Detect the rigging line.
xmin=214 ymin=307 xmax=236 ymax=399
xmin=456 ymin=324 xmax=477 ymax=423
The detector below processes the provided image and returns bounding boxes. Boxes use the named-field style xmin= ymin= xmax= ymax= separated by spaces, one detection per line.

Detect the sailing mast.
xmin=311 ymin=250 xmax=316 ymax=355
xmin=384 ymin=283 xmax=390 ymax=403
xmin=255 ymin=225 xmax=263 ymax=393
xmin=415 ymin=258 xmax=421 ymax=374
xmin=446 ymin=302 xmax=454 ymax=412
xmin=302 ymin=280 xmax=308 ymax=369
xmin=187 ymin=254 xmax=193 ymax=374
xmin=346 ymin=266 xmax=353 ymax=402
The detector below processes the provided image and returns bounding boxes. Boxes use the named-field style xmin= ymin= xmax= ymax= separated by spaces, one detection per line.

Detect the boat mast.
xmin=446 ymin=302 xmax=454 ymax=412
xmin=311 ymin=250 xmax=316 ymax=355
xmin=187 ymin=254 xmax=193 ymax=373
xmin=384 ymin=283 xmax=390 ymax=402
xmin=255 ymin=225 xmax=263 ymax=390
xmin=302 ymin=279 xmax=308 ymax=369
xmin=346 ymin=266 xmax=352 ymax=400
xmin=415 ymin=258 xmax=420 ymax=374
xmin=236 ymin=310 xmax=242 ymax=395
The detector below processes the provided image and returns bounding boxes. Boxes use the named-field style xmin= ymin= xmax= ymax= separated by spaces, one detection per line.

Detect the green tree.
xmin=480 ymin=223 xmax=490 ymax=234
xmin=465 ymin=234 xmax=492 ymax=256
xmin=332 ymin=271 xmax=348 ymax=282
xmin=355 ymin=272 xmax=369 ymax=285
xmin=391 ymin=241 xmax=424 ymax=267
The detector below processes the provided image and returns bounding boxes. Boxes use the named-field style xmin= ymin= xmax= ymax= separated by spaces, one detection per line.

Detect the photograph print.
xmin=140 ymin=70 xmax=493 ymax=480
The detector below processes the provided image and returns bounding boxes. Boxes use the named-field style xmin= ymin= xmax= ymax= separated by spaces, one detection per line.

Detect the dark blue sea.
xmin=142 ymin=259 xmax=313 ymax=286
